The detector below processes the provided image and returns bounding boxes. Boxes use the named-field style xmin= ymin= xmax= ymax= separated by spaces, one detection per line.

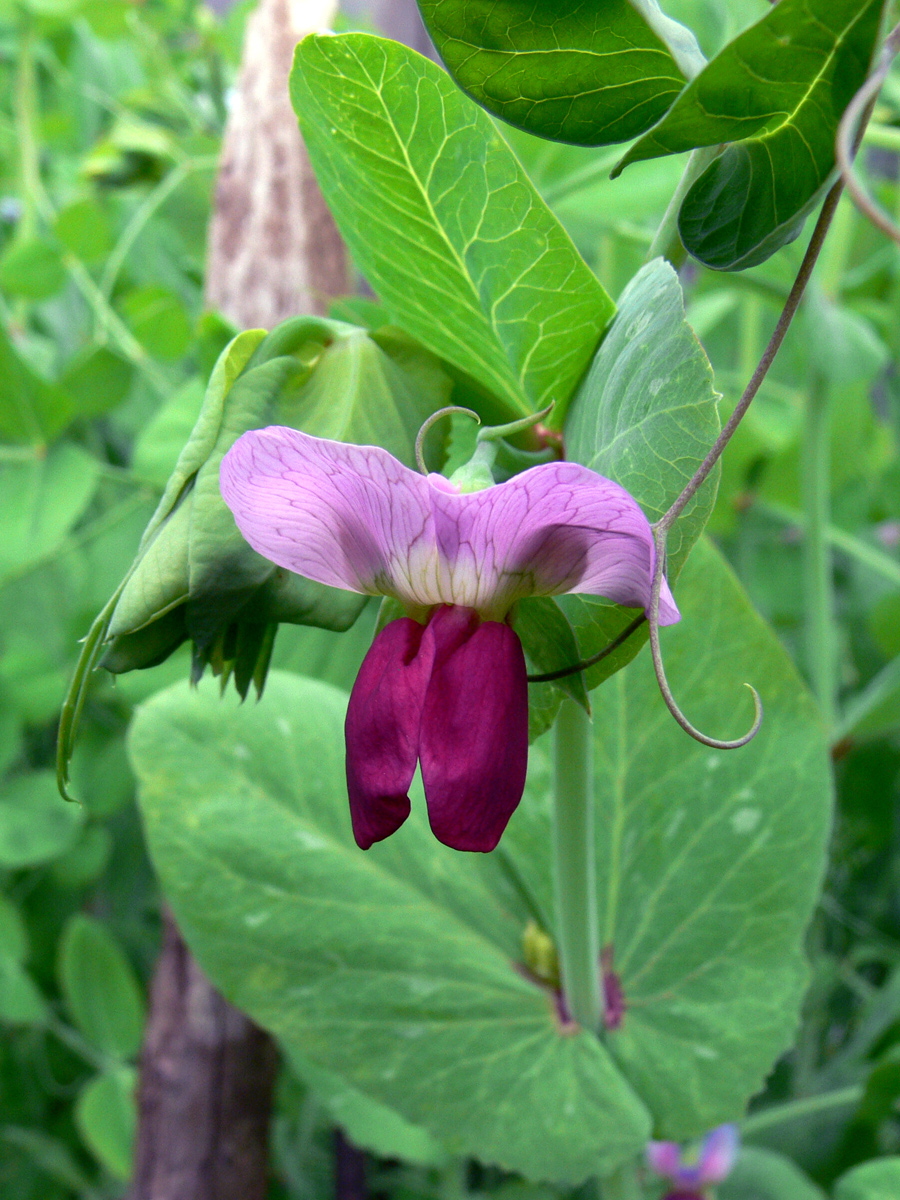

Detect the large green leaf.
xmin=130 ymin=677 xmax=651 ymax=1183
xmin=614 ymin=0 xmax=886 ymax=269
xmin=290 ymin=33 xmax=614 ymax=421
xmin=290 ymin=1055 xmax=447 ymax=1167
xmin=131 ymin=536 xmax=830 ymax=1163
xmin=552 ymin=258 xmax=720 ymax=696
xmin=416 ymin=0 xmax=700 ymax=146
xmin=835 ymin=1159 xmax=900 ymax=1200
xmin=506 ymin=539 xmax=832 ymax=1136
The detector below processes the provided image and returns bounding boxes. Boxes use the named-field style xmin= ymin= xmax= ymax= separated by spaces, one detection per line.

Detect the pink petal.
xmin=220 ymin=428 xmax=434 ymax=597
xmin=418 ymin=607 xmax=528 ymax=852
xmin=344 ymin=618 xmax=433 ymax=849
xmin=647 ymin=1142 xmax=683 ymax=1178
xmin=220 ymin=430 xmax=678 ymax=622
xmin=697 ymin=1125 xmax=739 ymax=1184
xmin=426 ymin=460 xmax=680 ymax=622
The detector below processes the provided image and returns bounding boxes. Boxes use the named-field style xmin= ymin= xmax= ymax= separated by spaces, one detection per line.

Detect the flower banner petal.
xmin=220 ymin=427 xmax=433 ymax=597
xmin=428 ymin=462 xmax=679 ymax=622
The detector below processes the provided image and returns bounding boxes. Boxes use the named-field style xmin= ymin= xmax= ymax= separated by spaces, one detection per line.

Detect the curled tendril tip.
xmin=648 ymin=530 xmax=763 ymax=750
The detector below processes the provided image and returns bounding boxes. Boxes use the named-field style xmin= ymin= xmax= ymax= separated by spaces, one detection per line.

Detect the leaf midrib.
xmin=346 ymin=42 xmax=530 ymax=416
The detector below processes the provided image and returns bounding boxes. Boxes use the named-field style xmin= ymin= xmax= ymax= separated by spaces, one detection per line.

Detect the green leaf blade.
xmin=561 ymin=258 xmax=721 ymax=690
xmin=417 ymin=0 xmax=692 ymax=147
xmin=59 ymin=915 xmax=145 ymax=1061
xmin=290 ymin=33 xmax=614 ymax=420
xmin=506 ymin=540 xmax=833 ymax=1137
xmin=598 ymin=541 xmax=831 ymax=1134
xmin=130 ymin=674 xmax=651 ymax=1183
xmin=614 ymin=0 xmax=886 ymax=269
xmin=835 ymin=1158 xmax=900 ymax=1200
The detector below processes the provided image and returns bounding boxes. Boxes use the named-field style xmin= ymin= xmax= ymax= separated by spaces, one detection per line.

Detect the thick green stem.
xmin=741 ymin=1086 xmax=863 ymax=1136
xmin=553 ymin=700 xmax=602 ymax=1033
xmin=801 ymin=375 xmax=838 ymax=729
xmin=646 ymin=145 xmax=721 ymax=265
xmin=15 ymin=25 xmax=41 ymax=241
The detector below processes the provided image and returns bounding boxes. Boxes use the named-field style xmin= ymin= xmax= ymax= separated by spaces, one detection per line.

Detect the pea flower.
xmin=220 ymin=427 xmax=679 ymax=852
xmin=647 ymin=1125 xmax=739 ymax=1198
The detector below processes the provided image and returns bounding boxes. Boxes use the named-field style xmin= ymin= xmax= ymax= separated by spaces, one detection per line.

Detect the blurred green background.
xmin=1 ymin=1 xmax=900 ymax=1197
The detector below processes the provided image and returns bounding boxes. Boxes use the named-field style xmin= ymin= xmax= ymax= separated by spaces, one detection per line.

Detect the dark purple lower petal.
xmin=419 ymin=606 xmax=528 ymax=852
xmin=345 ymin=618 xmax=433 ymax=849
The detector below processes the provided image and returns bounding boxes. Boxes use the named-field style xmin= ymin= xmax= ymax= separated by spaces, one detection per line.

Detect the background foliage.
xmin=2 ymin=0 xmax=900 ymax=1197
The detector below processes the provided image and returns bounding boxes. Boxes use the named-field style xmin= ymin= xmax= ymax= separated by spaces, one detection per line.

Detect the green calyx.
xmin=428 ymin=403 xmax=558 ymax=493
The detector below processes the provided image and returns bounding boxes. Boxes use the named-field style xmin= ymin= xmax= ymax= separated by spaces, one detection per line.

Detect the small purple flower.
xmin=220 ymin=427 xmax=679 ymax=852
xmin=647 ymin=1125 xmax=739 ymax=1198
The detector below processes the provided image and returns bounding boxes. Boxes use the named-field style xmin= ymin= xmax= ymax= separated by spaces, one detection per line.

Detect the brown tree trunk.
xmin=129 ymin=912 xmax=279 ymax=1200
xmin=205 ymin=0 xmax=348 ymax=328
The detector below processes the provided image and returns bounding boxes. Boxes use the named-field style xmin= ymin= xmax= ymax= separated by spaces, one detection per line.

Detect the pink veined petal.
xmin=426 ymin=461 xmax=680 ymax=623
xmin=418 ymin=607 xmax=528 ymax=852
xmin=696 ymin=1125 xmax=739 ymax=1184
xmin=221 ymin=429 xmax=678 ymax=622
xmin=646 ymin=1142 xmax=683 ymax=1178
xmin=345 ymin=618 xmax=434 ymax=849
xmin=220 ymin=427 xmax=435 ymax=597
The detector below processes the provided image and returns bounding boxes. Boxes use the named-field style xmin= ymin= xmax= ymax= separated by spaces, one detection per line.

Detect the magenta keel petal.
xmin=345 ymin=618 xmax=433 ymax=849
xmin=418 ymin=607 xmax=529 ymax=852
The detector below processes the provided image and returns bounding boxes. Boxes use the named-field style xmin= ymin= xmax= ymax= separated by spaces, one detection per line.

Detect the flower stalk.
xmin=802 ymin=374 xmax=838 ymax=728
xmin=552 ymin=700 xmax=602 ymax=1032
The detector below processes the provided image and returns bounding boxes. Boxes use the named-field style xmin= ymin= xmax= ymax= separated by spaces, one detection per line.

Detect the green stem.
xmin=15 ymin=23 xmax=40 ymax=241
xmin=835 ymin=654 xmax=900 ymax=742
xmin=553 ymin=700 xmax=601 ymax=1032
xmin=599 ymin=1161 xmax=642 ymax=1200
xmin=751 ymin=500 xmax=900 ymax=589
xmin=646 ymin=145 xmax=721 ymax=266
xmin=741 ymin=1086 xmax=863 ymax=1136
xmin=99 ymin=155 xmax=218 ymax=302
xmin=801 ymin=374 xmax=838 ymax=729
